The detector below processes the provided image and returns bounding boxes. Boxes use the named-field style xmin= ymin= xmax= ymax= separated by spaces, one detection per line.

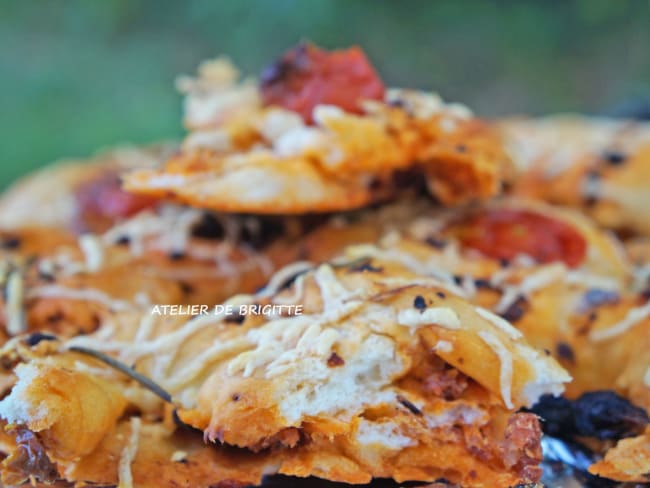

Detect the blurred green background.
xmin=1 ymin=0 xmax=649 ymax=188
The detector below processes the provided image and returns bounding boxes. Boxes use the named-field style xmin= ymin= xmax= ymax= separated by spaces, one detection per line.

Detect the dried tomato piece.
xmin=452 ymin=208 xmax=587 ymax=268
xmin=74 ymin=171 xmax=159 ymax=232
xmin=260 ymin=43 xmax=385 ymax=123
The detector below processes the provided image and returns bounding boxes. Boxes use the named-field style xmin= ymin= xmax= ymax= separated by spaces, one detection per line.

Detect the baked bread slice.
xmin=0 ymin=144 xmax=175 ymax=234
xmin=123 ymin=45 xmax=512 ymax=214
xmin=0 ymin=254 xmax=569 ymax=487
xmin=501 ymin=115 xmax=650 ymax=236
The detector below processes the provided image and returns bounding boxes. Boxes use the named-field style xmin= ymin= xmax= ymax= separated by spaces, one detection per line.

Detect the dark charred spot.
xmin=38 ymin=270 xmax=55 ymax=282
xmin=436 ymin=291 xmax=446 ymax=299
xmin=224 ymin=313 xmax=245 ymax=325
xmin=573 ymin=390 xmax=649 ymax=440
xmin=45 ymin=311 xmax=64 ymax=324
xmin=425 ymin=237 xmax=448 ymax=249
xmin=640 ymin=287 xmax=650 ymax=303
xmin=413 ymin=295 xmax=427 ymax=311
xmin=178 ymin=281 xmax=195 ymax=295
xmin=0 ymin=236 xmax=22 ymax=250
xmin=474 ymin=278 xmax=494 ymax=290
xmin=601 ymin=150 xmax=627 ymax=166
xmin=499 ymin=258 xmax=510 ymax=268
xmin=397 ymin=395 xmax=422 ymax=415
xmin=260 ymin=43 xmax=310 ymax=87
xmin=391 ymin=168 xmax=428 ymax=192
xmin=231 ymin=393 xmax=241 ymax=402
xmin=191 ymin=213 xmax=225 ymax=240
xmin=115 ymin=235 xmax=131 ymax=246
xmin=499 ymin=295 xmax=528 ymax=323
xmin=453 ymin=275 xmax=463 ymax=286
xmin=456 ymin=144 xmax=467 ymax=153
xmin=168 ymin=250 xmax=186 ymax=261
xmin=543 ymin=349 xmax=551 ymax=356
xmin=26 ymin=333 xmax=57 ymax=347
xmin=584 ymin=194 xmax=598 ymax=207
xmin=555 ymin=342 xmax=575 ymax=364
xmin=349 ymin=260 xmax=383 ymax=273
xmin=327 ymin=352 xmax=345 ymax=367
xmin=388 ymin=98 xmax=406 ymax=108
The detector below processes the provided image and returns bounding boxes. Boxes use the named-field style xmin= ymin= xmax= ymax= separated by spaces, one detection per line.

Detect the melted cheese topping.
xmin=475 ymin=306 xmax=523 ymax=339
xmin=117 ymin=417 xmax=141 ymax=488
xmin=27 ymin=285 xmax=135 ymax=312
xmin=397 ymin=307 xmax=461 ymax=330
xmin=589 ymin=301 xmax=650 ymax=342
xmin=79 ymin=234 xmax=105 ymax=272
xmin=478 ymin=330 xmax=514 ymax=409
xmin=5 ymin=270 xmax=26 ymax=335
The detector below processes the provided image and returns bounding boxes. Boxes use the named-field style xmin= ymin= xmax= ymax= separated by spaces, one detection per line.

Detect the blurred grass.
xmin=0 ymin=0 xmax=649 ymax=187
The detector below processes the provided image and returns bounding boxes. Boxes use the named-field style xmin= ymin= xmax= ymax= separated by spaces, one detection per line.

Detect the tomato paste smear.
xmin=260 ymin=43 xmax=385 ymax=124
xmin=453 ymin=208 xmax=587 ymax=268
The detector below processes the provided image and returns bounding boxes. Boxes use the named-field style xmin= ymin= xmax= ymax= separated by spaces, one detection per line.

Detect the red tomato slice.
xmin=452 ymin=208 xmax=587 ymax=268
xmin=76 ymin=172 xmax=159 ymax=222
xmin=260 ymin=43 xmax=385 ymax=123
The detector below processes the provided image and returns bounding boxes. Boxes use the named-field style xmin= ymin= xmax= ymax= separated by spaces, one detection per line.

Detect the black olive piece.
xmin=224 ymin=313 xmax=245 ymax=325
xmin=573 ymin=390 xmax=649 ymax=440
xmin=168 ymin=250 xmax=185 ymax=261
xmin=191 ymin=212 xmax=225 ymax=240
xmin=499 ymin=295 xmax=528 ymax=323
xmin=115 ymin=235 xmax=131 ymax=246
xmin=240 ymin=217 xmax=285 ymax=250
xmin=26 ymin=333 xmax=57 ymax=347
xmin=529 ymin=394 xmax=577 ymax=438
xmin=474 ymin=278 xmax=493 ymax=290
xmin=601 ymin=150 xmax=627 ymax=166
xmin=555 ymin=342 xmax=575 ymax=364
xmin=425 ymin=237 xmax=447 ymax=249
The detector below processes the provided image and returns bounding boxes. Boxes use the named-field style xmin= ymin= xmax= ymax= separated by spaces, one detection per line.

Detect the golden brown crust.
xmin=0 ymin=144 xmax=176 ymax=234
xmin=124 ymin=60 xmax=512 ymax=214
xmin=502 ymin=115 xmax=650 ymax=236
xmin=588 ymin=427 xmax=650 ymax=483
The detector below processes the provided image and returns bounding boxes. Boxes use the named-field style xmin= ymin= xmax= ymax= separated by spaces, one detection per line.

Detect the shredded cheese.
xmin=5 ymin=271 xmax=26 ymax=335
xmin=478 ymin=330 xmax=514 ymax=409
xmin=79 ymin=234 xmax=104 ymax=272
xmin=589 ymin=301 xmax=650 ymax=342
xmin=397 ymin=307 xmax=461 ymax=330
xmin=475 ymin=307 xmax=523 ymax=339
xmin=117 ymin=417 xmax=141 ymax=488
xmin=27 ymin=285 xmax=135 ymax=312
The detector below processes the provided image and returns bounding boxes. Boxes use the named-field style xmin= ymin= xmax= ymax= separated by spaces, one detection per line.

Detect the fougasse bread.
xmin=123 ymin=43 xmax=513 ymax=214
xmin=0 ymin=253 xmax=569 ymax=487
xmin=500 ymin=114 xmax=650 ymax=236
xmin=331 ymin=198 xmax=648 ymax=409
xmin=0 ymin=144 xmax=176 ymax=234
xmin=0 ymin=199 xmax=436 ymax=345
